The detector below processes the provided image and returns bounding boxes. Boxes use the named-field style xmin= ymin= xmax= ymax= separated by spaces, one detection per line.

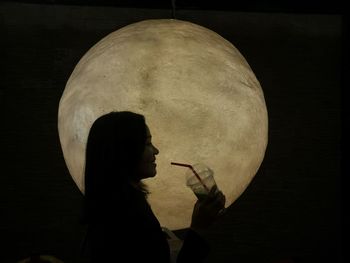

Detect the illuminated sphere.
xmin=58 ymin=19 xmax=268 ymax=230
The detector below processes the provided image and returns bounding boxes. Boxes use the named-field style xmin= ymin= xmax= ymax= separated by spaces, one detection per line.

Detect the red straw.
xmin=170 ymin=162 xmax=210 ymax=192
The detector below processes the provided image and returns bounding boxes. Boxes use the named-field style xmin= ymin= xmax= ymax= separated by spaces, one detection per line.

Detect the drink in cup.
xmin=171 ymin=162 xmax=219 ymax=200
xmin=185 ymin=163 xmax=218 ymax=200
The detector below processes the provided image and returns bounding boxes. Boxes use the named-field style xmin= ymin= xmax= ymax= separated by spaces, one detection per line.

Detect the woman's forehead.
xmin=146 ymin=125 xmax=151 ymax=137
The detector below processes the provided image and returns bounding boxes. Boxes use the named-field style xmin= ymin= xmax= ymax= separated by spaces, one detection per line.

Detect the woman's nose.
xmin=153 ymin=145 xmax=159 ymax=155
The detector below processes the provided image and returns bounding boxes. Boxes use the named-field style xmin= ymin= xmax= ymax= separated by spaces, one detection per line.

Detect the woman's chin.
xmin=150 ymin=164 xmax=157 ymax=177
xmin=150 ymin=170 xmax=157 ymax=177
xmin=142 ymin=169 xmax=157 ymax=179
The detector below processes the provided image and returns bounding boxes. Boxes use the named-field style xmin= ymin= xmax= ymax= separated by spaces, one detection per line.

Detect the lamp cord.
xmin=171 ymin=0 xmax=177 ymax=19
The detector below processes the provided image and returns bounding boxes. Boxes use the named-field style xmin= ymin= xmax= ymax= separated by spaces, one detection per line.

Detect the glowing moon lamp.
xmin=58 ymin=19 xmax=268 ymax=230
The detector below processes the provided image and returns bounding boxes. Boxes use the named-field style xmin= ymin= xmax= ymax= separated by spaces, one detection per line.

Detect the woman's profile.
xmin=81 ymin=111 xmax=225 ymax=262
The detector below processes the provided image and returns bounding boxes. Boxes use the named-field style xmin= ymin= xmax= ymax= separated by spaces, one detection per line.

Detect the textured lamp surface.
xmin=58 ymin=19 xmax=268 ymax=230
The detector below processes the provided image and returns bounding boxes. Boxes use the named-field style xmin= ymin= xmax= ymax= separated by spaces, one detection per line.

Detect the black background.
xmin=0 ymin=1 xmax=346 ymax=262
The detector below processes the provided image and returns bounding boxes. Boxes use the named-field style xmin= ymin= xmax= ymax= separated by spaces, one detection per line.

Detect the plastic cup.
xmin=185 ymin=163 xmax=218 ymax=200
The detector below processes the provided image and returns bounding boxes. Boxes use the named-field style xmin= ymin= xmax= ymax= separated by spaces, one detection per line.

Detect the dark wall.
xmin=0 ymin=2 xmax=344 ymax=263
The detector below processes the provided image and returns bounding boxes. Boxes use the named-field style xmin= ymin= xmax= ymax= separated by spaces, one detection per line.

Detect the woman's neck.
xmin=129 ymin=179 xmax=141 ymax=189
xmin=129 ymin=180 xmax=149 ymax=195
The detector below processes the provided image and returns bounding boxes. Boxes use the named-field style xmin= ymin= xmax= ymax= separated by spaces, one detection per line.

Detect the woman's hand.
xmin=190 ymin=185 xmax=226 ymax=232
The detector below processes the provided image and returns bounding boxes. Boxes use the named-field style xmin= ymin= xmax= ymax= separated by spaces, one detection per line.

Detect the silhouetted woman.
xmin=81 ymin=111 xmax=225 ymax=262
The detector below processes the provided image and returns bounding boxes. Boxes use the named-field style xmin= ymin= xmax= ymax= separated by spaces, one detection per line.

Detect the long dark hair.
xmin=82 ymin=111 xmax=148 ymax=223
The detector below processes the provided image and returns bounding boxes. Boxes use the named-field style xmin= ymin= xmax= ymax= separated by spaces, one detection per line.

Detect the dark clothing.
xmin=81 ymin=186 xmax=210 ymax=262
